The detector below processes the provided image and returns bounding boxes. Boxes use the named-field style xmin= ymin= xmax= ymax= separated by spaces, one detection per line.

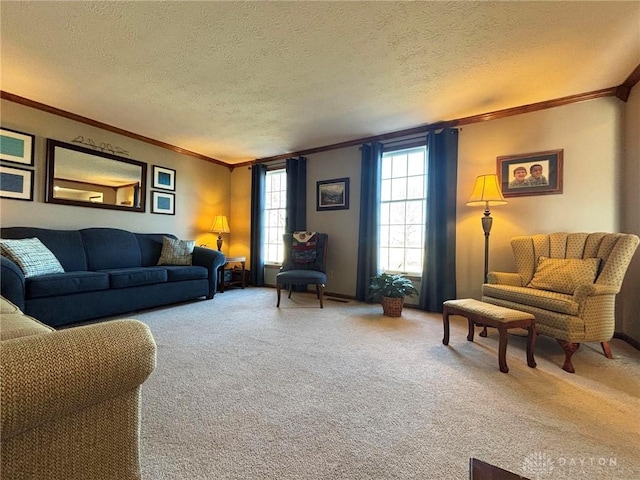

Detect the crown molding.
xmin=4 ymin=62 xmax=638 ymax=170
xmin=0 ymin=91 xmax=227 ymax=167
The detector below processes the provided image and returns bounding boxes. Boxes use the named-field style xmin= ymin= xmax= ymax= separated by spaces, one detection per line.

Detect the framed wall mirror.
xmin=45 ymin=139 xmax=147 ymax=212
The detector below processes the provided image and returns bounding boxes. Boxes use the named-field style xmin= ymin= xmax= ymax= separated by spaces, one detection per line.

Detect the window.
xmin=379 ymin=146 xmax=427 ymax=275
xmin=264 ymin=168 xmax=286 ymax=263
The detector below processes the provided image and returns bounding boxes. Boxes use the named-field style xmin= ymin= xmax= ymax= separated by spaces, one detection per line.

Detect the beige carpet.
xmin=115 ymin=288 xmax=640 ymax=479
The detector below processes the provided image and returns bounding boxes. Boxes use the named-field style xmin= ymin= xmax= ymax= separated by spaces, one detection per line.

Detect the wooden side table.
xmin=218 ymin=256 xmax=246 ymax=292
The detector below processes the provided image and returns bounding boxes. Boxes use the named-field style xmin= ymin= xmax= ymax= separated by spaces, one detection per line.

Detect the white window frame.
xmin=379 ymin=145 xmax=427 ymax=276
xmin=264 ymin=168 xmax=287 ymax=264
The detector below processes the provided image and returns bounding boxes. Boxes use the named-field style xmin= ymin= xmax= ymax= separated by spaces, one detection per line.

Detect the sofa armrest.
xmin=486 ymin=271 xmax=523 ymax=286
xmin=0 ymin=319 xmax=156 ymax=440
xmin=192 ymin=246 xmax=226 ymax=298
xmin=1 ymin=256 xmax=26 ymax=310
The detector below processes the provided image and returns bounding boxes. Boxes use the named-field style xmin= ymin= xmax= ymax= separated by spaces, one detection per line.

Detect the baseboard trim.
xmin=613 ymin=332 xmax=640 ymax=350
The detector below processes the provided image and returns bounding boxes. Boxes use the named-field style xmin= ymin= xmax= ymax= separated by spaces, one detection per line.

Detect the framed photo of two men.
xmin=497 ymin=149 xmax=563 ymax=198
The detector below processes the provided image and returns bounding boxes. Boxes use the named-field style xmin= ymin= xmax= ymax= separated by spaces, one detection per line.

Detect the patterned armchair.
xmin=482 ymin=232 xmax=639 ymax=373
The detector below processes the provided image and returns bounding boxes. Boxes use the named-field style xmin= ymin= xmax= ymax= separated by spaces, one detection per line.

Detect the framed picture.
xmin=0 ymin=165 xmax=34 ymax=201
xmin=0 ymin=127 xmax=35 ymax=166
xmin=316 ymin=177 xmax=349 ymax=211
xmin=152 ymin=165 xmax=176 ymax=191
xmin=497 ymin=149 xmax=563 ymax=198
xmin=151 ymin=191 xmax=175 ymax=215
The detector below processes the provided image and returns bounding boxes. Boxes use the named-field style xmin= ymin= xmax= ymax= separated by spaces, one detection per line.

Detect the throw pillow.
xmin=292 ymin=231 xmax=318 ymax=264
xmin=0 ymin=237 xmax=65 ymax=278
xmin=157 ymin=236 xmax=195 ymax=266
xmin=527 ymin=256 xmax=600 ymax=295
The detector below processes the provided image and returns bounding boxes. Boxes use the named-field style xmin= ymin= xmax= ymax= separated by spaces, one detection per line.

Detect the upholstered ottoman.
xmin=442 ymin=298 xmax=537 ymax=373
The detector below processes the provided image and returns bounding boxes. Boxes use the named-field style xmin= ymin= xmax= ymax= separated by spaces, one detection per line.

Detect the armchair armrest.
xmin=0 ymin=319 xmax=156 ymax=440
xmin=1 ymin=256 xmax=26 ymax=310
xmin=573 ymin=283 xmax=619 ymax=303
xmin=192 ymin=246 xmax=226 ymax=298
xmin=486 ymin=271 xmax=523 ymax=286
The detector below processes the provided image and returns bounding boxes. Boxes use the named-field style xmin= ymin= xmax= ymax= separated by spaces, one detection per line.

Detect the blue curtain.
xmin=250 ymin=164 xmax=267 ymax=286
xmin=420 ymin=128 xmax=459 ymax=312
xmin=355 ymin=142 xmax=383 ymax=301
xmin=285 ymin=156 xmax=307 ymax=233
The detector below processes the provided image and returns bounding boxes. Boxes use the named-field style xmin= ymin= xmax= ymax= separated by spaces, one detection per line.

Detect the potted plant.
xmin=367 ymin=272 xmax=418 ymax=317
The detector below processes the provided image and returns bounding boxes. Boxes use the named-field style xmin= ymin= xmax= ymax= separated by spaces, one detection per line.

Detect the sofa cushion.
xmin=81 ymin=228 xmax=142 ymax=270
xmin=157 ymin=236 xmax=195 ymax=266
xmin=528 ymin=256 xmax=600 ymax=295
xmin=102 ymin=267 xmax=168 ymax=289
xmin=0 ymin=296 xmax=54 ymax=340
xmin=162 ymin=265 xmax=208 ymax=282
xmin=0 ymin=237 xmax=65 ymax=278
xmin=26 ymin=271 xmax=110 ymax=299
xmin=482 ymin=284 xmax=579 ymax=316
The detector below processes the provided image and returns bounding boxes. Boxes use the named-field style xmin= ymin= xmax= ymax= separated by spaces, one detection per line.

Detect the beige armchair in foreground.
xmin=482 ymin=232 xmax=639 ymax=373
xmin=0 ymin=297 xmax=157 ymax=480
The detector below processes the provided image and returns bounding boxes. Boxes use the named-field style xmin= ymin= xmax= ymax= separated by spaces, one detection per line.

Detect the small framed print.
xmin=0 ymin=127 xmax=35 ymax=166
xmin=152 ymin=165 xmax=176 ymax=191
xmin=0 ymin=165 xmax=34 ymax=201
xmin=151 ymin=191 xmax=175 ymax=215
xmin=316 ymin=177 xmax=349 ymax=211
xmin=497 ymin=149 xmax=563 ymax=198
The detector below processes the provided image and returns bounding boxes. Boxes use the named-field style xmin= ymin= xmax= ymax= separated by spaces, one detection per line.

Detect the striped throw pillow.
xmin=0 ymin=237 xmax=65 ymax=278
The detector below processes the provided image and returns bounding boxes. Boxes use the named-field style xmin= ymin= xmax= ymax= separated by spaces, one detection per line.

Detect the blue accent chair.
xmin=276 ymin=233 xmax=328 ymax=308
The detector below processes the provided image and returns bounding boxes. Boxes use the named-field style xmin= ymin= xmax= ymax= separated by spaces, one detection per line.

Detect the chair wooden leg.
xmin=318 ymin=284 xmax=324 ymax=308
xmin=288 ymin=284 xmax=293 ymax=299
xmin=557 ymin=339 xmax=580 ymax=373
xmin=276 ymin=284 xmax=281 ymax=307
xmin=601 ymin=341 xmax=613 ymax=359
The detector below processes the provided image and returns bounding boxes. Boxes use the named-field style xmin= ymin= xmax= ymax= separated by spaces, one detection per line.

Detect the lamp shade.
xmin=210 ymin=215 xmax=230 ymax=234
xmin=466 ymin=174 xmax=507 ymax=207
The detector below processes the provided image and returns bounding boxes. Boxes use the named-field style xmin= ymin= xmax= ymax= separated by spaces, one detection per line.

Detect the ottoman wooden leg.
xmin=467 ymin=318 xmax=475 ymax=342
xmin=442 ymin=308 xmax=450 ymax=345
xmin=498 ymin=327 xmax=509 ymax=373
xmin=526 ymin=324 xmax=537 ymax=368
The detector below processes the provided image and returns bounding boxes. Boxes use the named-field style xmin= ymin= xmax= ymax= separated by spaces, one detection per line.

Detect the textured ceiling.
xmin=1 ymin=1 xmax=639 ymax=165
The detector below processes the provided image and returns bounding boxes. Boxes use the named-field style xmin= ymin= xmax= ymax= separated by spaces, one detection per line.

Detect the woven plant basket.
xmin=381 ymin=296 xmax=404 ymax=317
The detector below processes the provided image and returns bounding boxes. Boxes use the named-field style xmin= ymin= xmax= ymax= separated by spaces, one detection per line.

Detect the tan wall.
xmin=229 ymin=165 xmax=251 ymax=260
xmin=306 ymin=146 xmax=362 ymax=295
xmin=0 ymin=100 xmax=230 ymax=245
xmin=620 ymin=86 xmax=640 ymax=340
xmin=457 ymin=97 xmax=623 ymax=300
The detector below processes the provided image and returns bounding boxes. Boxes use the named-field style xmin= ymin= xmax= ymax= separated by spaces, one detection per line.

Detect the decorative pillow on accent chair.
xmin=527 ymin=256 xmax=601 ymax=295
xmin=0 ymin=237 xmax=65 ymax=278
xmin=156 ymin=236 xmax=195 ymax=266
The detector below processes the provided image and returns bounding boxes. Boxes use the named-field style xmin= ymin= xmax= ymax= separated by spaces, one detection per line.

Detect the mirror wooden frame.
xmin=45 ymin=139 xmax=147 ymax=212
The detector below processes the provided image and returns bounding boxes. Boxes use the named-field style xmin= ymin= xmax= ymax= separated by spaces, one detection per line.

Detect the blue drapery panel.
xmin=355 ymin=142 xmax=383 ymax=301
xmin=250 ymin=164 xmax=267 ymax=287
xmin=285 ymin=156 xmax=307 ymax=233
xmin=420 ymin=128 xmax=458 ymax=312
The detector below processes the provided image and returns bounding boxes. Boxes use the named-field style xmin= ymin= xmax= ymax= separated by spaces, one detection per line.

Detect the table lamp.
xmin=210 ymin=215 xmax=230 ymax=251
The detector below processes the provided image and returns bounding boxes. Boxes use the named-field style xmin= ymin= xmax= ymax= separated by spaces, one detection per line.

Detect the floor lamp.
xmin=466 ymin=174 xmax=507 ymax=284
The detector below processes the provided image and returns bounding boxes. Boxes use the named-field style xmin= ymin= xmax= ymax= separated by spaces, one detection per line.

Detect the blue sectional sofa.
xmin=0 ymin=227 xmax=226 ymax=327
